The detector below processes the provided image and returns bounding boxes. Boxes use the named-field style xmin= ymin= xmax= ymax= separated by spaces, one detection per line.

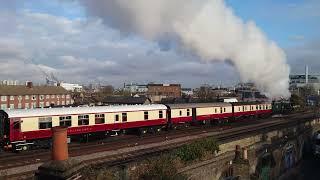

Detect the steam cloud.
xmin=79 ymin=0 xmax=290 ymax=98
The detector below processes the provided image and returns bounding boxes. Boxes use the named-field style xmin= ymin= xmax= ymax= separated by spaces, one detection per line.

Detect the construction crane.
xmin=25 ymin=58 xmax=61 ymax=86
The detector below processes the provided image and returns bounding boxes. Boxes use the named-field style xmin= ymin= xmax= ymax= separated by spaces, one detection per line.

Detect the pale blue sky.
xmin=0 ymin=1 xmax=319 ymax=87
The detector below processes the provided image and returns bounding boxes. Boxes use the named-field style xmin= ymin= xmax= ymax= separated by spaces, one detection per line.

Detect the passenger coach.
xmin=0 ymin=104 xmax=167 ymax=151
xmin=166 ymin=103 xmax=233 ymax=126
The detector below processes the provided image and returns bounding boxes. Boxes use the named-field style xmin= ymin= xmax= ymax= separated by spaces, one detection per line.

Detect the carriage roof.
xmin=166 ymin=103 xmax=232 ymax=109
xmin=4 ymin=104 xmax=167 ymax=118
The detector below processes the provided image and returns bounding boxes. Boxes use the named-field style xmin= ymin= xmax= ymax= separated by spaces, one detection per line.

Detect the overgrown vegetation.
xmin=138 ymin=137 xmax=219 ymax=179
xmin=81 ymin=137 xmax=219 ymax=180
xmin=139 ymin=154 xmax=185 ymax=180
xmin=174 ymin=137 xmax=219 ymax=162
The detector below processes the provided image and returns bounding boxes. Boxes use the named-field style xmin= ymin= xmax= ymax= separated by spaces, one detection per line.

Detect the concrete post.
xmin=235 ymin=145 xmax=241 ymax=161
xmin=243 ymin=147 xmax=248 ymax=160
xmin=233 ymin=145 xmax=250 ymax=179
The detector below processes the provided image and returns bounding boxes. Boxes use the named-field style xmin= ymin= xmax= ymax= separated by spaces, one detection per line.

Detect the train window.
xmin=187 ymin=109 xmax=190 ymax=116
xmin=144 ymin=111 xmax=148 ymax=120
xmin=242 ymin=106 xmax=245 ymax=111
xmin=259 ymin=105 xmax=262 ymax=110
xmin=95 ymin=114 xmax=105 ymax=124
xmin=215 ymin=108 xmax=217 ymax=113
xmin=224 ymin=108 xmax=226 ymax=112
xmin=59 ymin=116 xmax=72 ymax=127
xmin=78 ymin=115 xmax=89 ymax=126
xmin=122 ymin=113 xmax=127 ymax=122
xmin=179 ymin=110 xmax=182 ymax=116
xmin=39 ymin=117 xmax=52 ymax=129
xmin=115 ymin=115 xmax=119 ymax=122
xmin=220 ymin=107 xmax=223 ymax=113
xmin=238 ymin=107 xmax=241 ymax=112
xmin=13 ymin=121 xmax=20 ymax=130
xmin=159 ymin=111 xmax=163 ymax=118
xmin=256 ymin=105 xmax=258 ymax=110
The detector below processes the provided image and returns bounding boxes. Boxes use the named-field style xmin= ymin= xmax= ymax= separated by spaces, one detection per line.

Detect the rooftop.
xmin=0 ymin=85 xmax=69 ymax=96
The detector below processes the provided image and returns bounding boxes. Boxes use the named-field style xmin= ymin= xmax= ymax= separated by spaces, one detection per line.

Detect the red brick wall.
xmin=148 ymin=85 xmax=181 ymax=97
xmin=0 ymin=94 xmax=73 ymax=109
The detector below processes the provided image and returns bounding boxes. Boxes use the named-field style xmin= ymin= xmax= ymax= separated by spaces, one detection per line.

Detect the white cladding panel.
xmin=171 ymin=108 xmax=191 ymax=118
xmin=197 ymin=106 xmax=232 ymax=116
xmin=20 ymin=109 xmax=166 ymax=132
xmin=5 ymin=105 xmax=167 ymax=118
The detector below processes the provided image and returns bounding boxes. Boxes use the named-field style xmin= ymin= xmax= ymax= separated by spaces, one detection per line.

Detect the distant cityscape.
xmin=0 ymin=65 xmax=319 ymax=110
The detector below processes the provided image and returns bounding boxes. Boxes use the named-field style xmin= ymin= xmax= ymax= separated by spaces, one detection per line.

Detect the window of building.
xmin=115 ymin=114 xmax=119 ymax=122
xmin=1 ymin=104 xmax=7 ymax=110
xmin=57 ymin=95 xmax=60 ymax=99
xmin=1 ymin=96 xmax=7 ymax=101
xmin=122 ymin=113 xmax=127 ymax=122
xmin=10 ymin=96 xmax=14 ymax=100
xmin=18 ymin=103 xmax=22 ymax=109
xmin=10 ymin=104 xmax=14 ymax=109
xmin=25 ymin=95 xmax=29 ymax=100
xmin=62 ymin=101 xmax=65 ymax=105
xmin=39 ymin=117 xmax=52 ymax=129
xmin=25 ymin=103 xmax=29 ymax=109
xmin=60 ymin=116 xmax=72 ymax=127
xmin=40 ymin=95 xmax=44 ymax=100
xmin=51 ymin=95 xmax=55 ymax=98
xmin=66 ymin=100 xmax=70 ymax=105
xmin=57 ymin=101 xmax=60 ymax=105
xmin=95 ymin=114 xmax=105 ymax=124
xmin=78 ymin=114 xmax=89 ymax=126
xmin=32 ymin=95 xmax=36 ymax=100
xmin=187 ymin=109 xmax=190 ymax=116
xmin=18 ymin=96 xmax=22 ymax=101
xmin=40 ymin=102 xmax=44 ymax=108
xmin=179 ymin=110 xmax=182 ymax=116
xmin=144 ymin=111 xmax=148 ymax=120
xmin=32 ymin=102 xmax=37 ymax=108
xmin=46 ymin=102 xmax=50 ymax=107
xmin=66 ymin=94 xmax=70 ymax=99
xmin=159 ymin=111 xmax=163 ymax=118
xmin=62 ymin=94 xmax=65 ymax=98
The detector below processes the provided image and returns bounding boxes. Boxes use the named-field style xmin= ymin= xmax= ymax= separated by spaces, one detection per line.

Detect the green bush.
xmin=174 ymin=137 xmax=219 ymax=162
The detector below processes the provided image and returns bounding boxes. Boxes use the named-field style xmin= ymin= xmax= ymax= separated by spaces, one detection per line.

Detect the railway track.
xmin=0 ymin=112 xmax=317 ymax=179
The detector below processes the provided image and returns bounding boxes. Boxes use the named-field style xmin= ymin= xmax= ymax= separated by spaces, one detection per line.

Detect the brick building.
xmin=0 ymin=82 xmax=73 ymax=110
xmin=147 ymin=84 xmax=181 ymax=102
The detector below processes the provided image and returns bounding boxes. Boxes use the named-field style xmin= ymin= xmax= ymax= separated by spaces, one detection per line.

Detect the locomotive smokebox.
xmin=52 ymin=126 xmax=68 ymax=161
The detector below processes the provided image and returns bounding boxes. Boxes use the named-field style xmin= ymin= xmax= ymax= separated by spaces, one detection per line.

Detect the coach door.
xmin=167 ymin=109 xmax=171 ymax=125
xmin=192 ymin=108 xmax=197 ymax=122
xmin=0 ymin=112 xmax=10 ymax=141
xmin=10 ymin=118 xmax=22 ymax=141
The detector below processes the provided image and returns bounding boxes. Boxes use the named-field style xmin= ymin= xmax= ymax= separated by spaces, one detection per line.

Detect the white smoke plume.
xmin=79 ymin=0 xmax=290 ymax=98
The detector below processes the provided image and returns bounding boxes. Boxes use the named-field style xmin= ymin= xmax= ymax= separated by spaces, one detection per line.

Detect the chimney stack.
xmin=51 ymin=126 xmax=68 ymax=161
xmin=26 ymin=81 xmax=33 ymax=88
